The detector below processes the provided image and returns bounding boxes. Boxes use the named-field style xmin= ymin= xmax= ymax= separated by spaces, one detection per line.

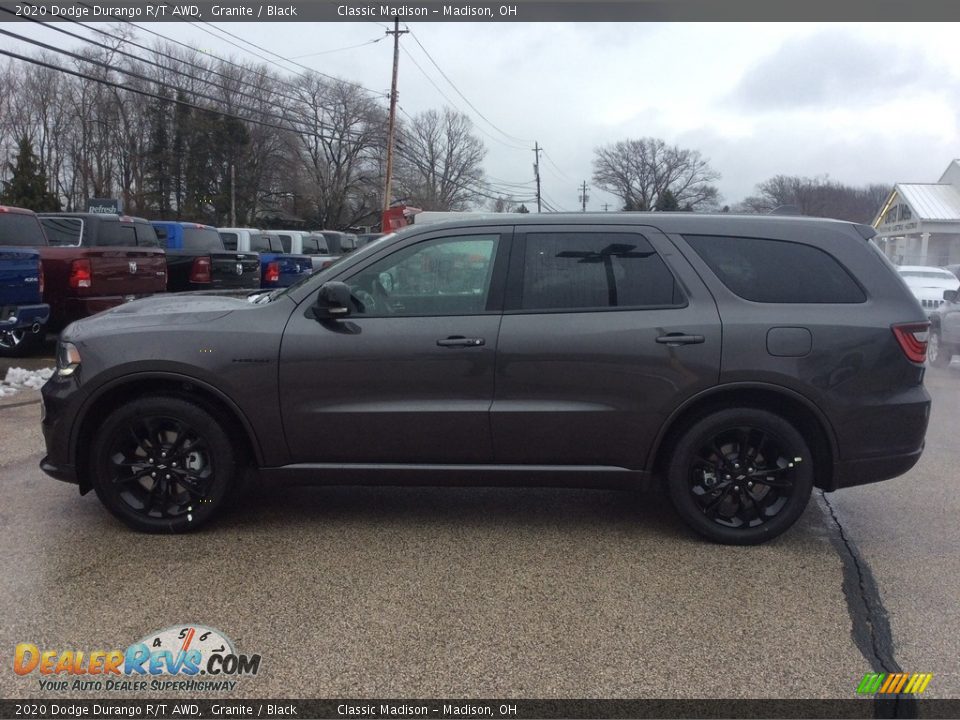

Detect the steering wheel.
xmin=353 ymin=289 xmax=377 ymax=314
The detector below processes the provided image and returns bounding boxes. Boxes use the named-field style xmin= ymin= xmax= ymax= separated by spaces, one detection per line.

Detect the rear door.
xmin=491 ymin=224 xmax=721 ymax=470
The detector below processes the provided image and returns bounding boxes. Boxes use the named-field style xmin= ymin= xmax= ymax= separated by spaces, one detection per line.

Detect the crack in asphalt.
xmin=820 ymin=490 xmax=917 ymax=719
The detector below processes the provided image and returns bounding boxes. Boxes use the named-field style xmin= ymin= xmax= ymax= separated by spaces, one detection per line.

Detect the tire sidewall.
xmin=90 ymin=396 xmax=236 ymax=533
xmin=667 ymin=408 xmax=814 ymax=545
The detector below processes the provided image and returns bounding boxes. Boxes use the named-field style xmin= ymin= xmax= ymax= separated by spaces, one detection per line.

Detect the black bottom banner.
xmin=2 ymin=698 xmax=958 ymax=720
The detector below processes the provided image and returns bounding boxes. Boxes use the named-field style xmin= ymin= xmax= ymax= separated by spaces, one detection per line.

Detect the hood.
xmin=67 ymin=293 xmax=248 ymax=334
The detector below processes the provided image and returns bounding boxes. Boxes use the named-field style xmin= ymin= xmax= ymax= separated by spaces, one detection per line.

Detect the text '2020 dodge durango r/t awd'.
xmin=39 ymin=214 xmax=931 ymax=544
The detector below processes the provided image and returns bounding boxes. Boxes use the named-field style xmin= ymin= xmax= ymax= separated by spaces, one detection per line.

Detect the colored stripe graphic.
xmin=858 ymin=672 xmax=933 ymax=695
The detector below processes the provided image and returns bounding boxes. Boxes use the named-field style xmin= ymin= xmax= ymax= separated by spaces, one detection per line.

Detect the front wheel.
xmin=90 ymin=396 xmax=237 ymax=533
xmin=666 ymin=409 xmax=814 ymax=545
xmin=0 ymin=328 xmax=43 ymax=357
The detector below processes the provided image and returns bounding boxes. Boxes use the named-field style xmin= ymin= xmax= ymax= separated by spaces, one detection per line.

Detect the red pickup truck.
xmin=37 ymin=213 xmax=167 ymax=329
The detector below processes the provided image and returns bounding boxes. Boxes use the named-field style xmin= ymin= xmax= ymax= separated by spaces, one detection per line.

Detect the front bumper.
xmin=39 ymin=455 xmax=78 ymax=485
xmin=0 ymin=302 xmax=50 ymax=331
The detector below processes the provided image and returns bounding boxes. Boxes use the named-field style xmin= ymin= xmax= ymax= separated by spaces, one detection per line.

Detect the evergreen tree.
xmin=1 ymin=136 xmax=61 ymax=211
xmin=655 ymin=189 xmax=680 ymax=211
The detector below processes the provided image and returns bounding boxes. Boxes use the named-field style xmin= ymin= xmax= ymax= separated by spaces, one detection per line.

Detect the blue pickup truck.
xmin=217 ymin=227 xmax=312 ymax=288
xmin=0 ymin=205 xmax=51 ymax=357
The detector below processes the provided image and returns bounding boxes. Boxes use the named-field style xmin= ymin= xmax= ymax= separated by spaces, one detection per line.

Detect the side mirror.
xmin=944 ymin=289 xmax=958 ymax=303
xmin=313 ymin=281 xmax=353 ymax=319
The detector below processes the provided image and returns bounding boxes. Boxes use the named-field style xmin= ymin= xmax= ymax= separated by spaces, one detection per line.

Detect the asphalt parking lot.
xmin=1 ymin=353 xmax=958 ymax=701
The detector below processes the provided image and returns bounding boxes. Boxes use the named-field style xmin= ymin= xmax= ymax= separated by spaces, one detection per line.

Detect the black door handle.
xmin=437 ymin=336 xmax=485 ymax=347
xmin=656 ymin=333 xmax=705 ymax=346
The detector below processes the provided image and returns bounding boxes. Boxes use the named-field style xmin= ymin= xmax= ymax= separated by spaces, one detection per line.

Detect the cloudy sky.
xmin=9 ymin=20 xmax=960 ymax=211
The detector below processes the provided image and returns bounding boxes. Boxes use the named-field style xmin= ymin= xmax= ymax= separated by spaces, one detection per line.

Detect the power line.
xmin=404 ymin=26 xmax=532 ymax=146
xmin=542 ymin=149 xmax=575 ymax=182
xmin=398 ymin=44 xmax=528 ymax=152
xmin=290 ymin=36 xmax=384 ymax=60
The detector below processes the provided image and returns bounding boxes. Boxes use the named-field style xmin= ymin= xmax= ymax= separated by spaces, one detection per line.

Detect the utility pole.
xmin=229 ymin=161 xmax=236 ymax=227
xmin=532 ymin=142 xmax=542 ymax=213
xmin=578 ymin=181 xmax=589 ymax=212
xmin=382 ymin=17 xmax=408 ymax=215
xmin=601 ymin=203 xmax=610 ymax=212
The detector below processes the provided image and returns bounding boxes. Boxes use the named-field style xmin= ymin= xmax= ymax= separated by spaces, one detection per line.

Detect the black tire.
xmin=0 ymin=328 xmax=43 ymax=358
xmin=928 ymin=329 xmax=952 ymax=368
xmin=666 ymin=408 xmax=814 ymax=545
xmin=90 ymin=396 xmax=237 ymax=533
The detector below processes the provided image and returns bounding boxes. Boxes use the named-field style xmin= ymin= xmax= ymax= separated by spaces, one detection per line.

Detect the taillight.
xmin=69 ymin=259 xmax=92 ymax=289
xmin=892 ymin=322 xmax=930 ymax=364
xmin=190 ymin=256 xmax=212 ymax=283
xmin=37 ymin=259 xmax=44 ymax=296
xmin=265 ymin=261 xmax=280 ymax=284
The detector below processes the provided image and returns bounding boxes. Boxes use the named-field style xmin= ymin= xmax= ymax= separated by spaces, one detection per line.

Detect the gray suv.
xmin=39 ymin=214 xmax=931 ymax=543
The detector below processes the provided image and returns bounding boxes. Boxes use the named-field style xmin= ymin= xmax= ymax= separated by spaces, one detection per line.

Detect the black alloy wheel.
xmin=0 ymin=328 xmax=42 ymax=357
xmin=91 ymin=397 xmax=236 ymax=532
xmin=667 ymin=409 xmax=814 ymax=545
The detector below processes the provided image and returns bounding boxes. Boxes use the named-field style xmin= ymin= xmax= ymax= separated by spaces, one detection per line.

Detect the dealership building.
xmin=873 ymin=160 xmax=960 ymax=266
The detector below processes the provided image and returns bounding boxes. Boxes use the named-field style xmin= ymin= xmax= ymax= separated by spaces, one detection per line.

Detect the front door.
xmin=279 ymin=227 xmax=511 ymax=464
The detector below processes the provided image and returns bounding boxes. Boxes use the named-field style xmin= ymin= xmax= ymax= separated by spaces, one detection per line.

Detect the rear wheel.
xmin=90 ymin=396 xmax=237 ymax=533
xmin=667 ymin=409 xmax=814 ymax=545
xmin=928 ymin=329 xmax=952 ymax=368
xmin=0 ymin=327 xmax=43 ymax=357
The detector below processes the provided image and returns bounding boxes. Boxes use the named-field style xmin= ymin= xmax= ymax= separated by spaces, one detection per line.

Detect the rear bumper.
xmin=0 ymin=303 xmax=50 ymax=331
xmin=835 ymin=445 xmax=925 ymax=489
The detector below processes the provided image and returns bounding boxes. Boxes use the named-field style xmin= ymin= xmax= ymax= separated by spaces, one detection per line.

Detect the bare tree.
xmin=394 ymin=108 xmax=486 ymax=211
xmin=592 ymin=137 xmax=720 ymax=211
xmin=286 ymin=75 xmax=386 ymax=229
xmin=735 ymin=175 xmax=892 ymax=223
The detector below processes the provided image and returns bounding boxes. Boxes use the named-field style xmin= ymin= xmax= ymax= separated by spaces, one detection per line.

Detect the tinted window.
xmin=346 ymin=235 xmax=500 ymax=317
xmin=520 ymin=232 xmax=683 ymax=310
xmin=135 ymin=223 xmax=160 ymax=247
xmin=250 ymin=233 xmax=272 ymax=252
xmin=0 ymin=213 xmax=48 ymax=246
xmin=322 ymin=232 xmax=345 ymax=254
xmin=302 ymin=235 xmax=329 ymax=254
xmin=277 ymin=234 xmax=292 ymax=253
xmin=40 ymin=217 xmax=83 ymax=246
xmin=220 ymin=232 xmax=239 ymax=251
xmin=154 ymin=225 xmax=169 ymax=245
xmin=93 ymin=219 xmax=128 ymax=246
xmin=182 ymin=227 xmax=224 ymax=252
xmin=684 ymin=234 xmax=866 ymax=304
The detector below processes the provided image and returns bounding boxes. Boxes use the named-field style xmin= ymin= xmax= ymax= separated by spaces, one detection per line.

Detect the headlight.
xmin=56 ymin=341 xmax=82 ymax=377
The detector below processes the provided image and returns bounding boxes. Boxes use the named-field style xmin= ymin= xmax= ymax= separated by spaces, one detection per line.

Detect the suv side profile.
xmin=39 ymin=214 xmax=931 ymax=544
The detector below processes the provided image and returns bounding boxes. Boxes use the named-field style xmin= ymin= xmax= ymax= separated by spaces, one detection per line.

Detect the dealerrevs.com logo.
xmin=14 ymin=624 xmax=261 ymax=693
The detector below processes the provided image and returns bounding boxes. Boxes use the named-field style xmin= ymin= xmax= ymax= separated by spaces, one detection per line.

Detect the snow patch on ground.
xmin=1 ymin=367 xmax=54 ymax=397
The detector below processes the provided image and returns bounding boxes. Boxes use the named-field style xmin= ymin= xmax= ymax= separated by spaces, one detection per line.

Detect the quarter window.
xmin=684 ymin=234 xmax=866 ymax=303
xmin=346 ymin=235 xmax=500 ymax=317
xmin=519 ymin=232 xmax=684 ymax=311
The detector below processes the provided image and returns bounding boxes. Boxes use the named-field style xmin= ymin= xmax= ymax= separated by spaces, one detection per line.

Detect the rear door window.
xmin=277 ymin=234 xmax=293 ymax=253
xmin=684 ymin=234 xmax=866 ymax=303
xmin=250 ymin=233 xmax=272 ymax=252
xmin=518 ymin=231 xmax=685 ymax=311
xmin=135 ymin=223 xmax=160 ymax=247
xmin=40 ymin=217 xmax=83 ymax=246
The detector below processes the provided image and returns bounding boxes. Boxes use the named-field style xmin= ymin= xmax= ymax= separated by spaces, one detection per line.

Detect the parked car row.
xmin=0 ymin=206 xmax=360 ymax=356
